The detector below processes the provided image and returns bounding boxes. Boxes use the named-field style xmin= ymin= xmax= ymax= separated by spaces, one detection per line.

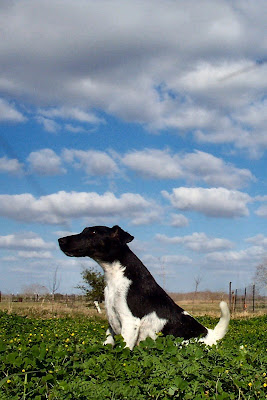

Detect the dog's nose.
xmin=58 ymin=237 xmax=66 ymax=246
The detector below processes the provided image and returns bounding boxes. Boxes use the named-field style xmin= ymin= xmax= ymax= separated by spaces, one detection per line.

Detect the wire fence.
xmin=229 ymin=283 xmax=267 ymax=314
xmin=0 ymin=286 xmax=266 ymax=315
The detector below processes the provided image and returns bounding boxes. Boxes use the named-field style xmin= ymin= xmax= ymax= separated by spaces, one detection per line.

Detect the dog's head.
xmin=58 ymin=225 xmax=134 ymax=261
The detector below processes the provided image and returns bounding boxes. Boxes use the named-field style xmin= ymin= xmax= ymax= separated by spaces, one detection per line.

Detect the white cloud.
xmin=0 ymin=191 xmax=153 ymax=225
xmin=235 ymin=100 xmax=267 ymax=130
xmin=246 ymin=234 xmax=267 ymax=247
xmin=62 ymin=149 xmax=118 ymax=176
xmin=18 ymin=250 xmax=53 ymax=259
xmin=195 ymin=115 xmax=267 ymax=159
xmin=170 ymin=213 xmax=189 ymax=228
xmin=122 ymin=149 xmax=254 ymax=188
xmin=147 ymin=102 xmax=217 ymax=132
xmin=175 ymin=61 xmax=266 ymax=110
xmin=64 ymin=124 xmax=88 ymax=133
xmin=38 ymin=106 xmax=102 ymax=124
xmin=162 ymin=187 xmax=251 ymax=218
xmin=0 ymin=156 xmax=23 ymax=174
xmin=156 ymin=232 xmax=234 ymax=253
xmin=255 ymin=204 xmax=267 ymax=218
xmin=0 ymin=1 xmax=266 ymax=154
xmin=36 ymin=116 xmax=60 ymax=133
xmin=180 ymin=150 xmax=254 ymax=189
xmin=254 ymin=195 xmax=267 ymax=202
xmin=205 ymin=246 xmax=266 ymax=265
xmin=27 ymin=148 xmax=66 ymax=176
xmin=122 ymin=149 xmax=182 ymax=179
xmin=0 ymin=98 xmax=26 ymax=122
xmin=0 ymin=232 xmax=56 ymax=250
xmin=131 ymin=209 xmax=162 ymax=226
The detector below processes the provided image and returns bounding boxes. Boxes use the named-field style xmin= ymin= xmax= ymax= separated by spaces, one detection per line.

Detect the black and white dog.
xmin=58 ymin=225 xmax=230 ymax=349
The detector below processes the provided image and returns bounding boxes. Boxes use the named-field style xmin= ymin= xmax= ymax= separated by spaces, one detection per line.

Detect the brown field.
xmin=0 ymin=297 xmax=104 ymax=319
xmin=0 ymin=291 xmax=266 ymax=319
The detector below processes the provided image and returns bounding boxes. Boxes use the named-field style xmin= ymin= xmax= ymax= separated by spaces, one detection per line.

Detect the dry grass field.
xmin=0 ymin=291 xmax=265 ymax=319
xmin=0 ymin=298 xmax=104 ymax=319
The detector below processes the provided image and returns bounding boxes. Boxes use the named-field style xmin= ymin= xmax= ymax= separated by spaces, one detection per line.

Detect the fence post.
xmin=252 ymin=284 xmax=255 ymax=313
xmin=234 ymin=289 xmax=237 ymax=312
xmin=229 ymin=282 xmax=232 ymax=311
xmin=94 ymin=301 xmax=102 ymax=314
xmin=0 ymin=291 xmax=1 ymax=302
xmin=243 ymin=287 xmax=247 ymax=311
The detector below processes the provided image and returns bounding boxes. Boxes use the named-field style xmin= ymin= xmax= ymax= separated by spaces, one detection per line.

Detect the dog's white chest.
xmin=101 ymin=261 xmax=132 ymax=335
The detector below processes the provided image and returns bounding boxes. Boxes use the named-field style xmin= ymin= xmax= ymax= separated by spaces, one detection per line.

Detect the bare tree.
xmin=22 ymin=283 xmax=49 ymax=299
xmin=253 ymin=263 xmax=267 ymax=292
xmin=192 ymin=274 xmax=203 ymax=311
xmin=49 ymin=266 xmax=61 ymax=301
xmin=194 ymin=275 xmax=202 ymax=293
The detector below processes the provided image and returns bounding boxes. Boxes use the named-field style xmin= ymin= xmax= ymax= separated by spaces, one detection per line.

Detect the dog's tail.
xmin=201 ymin=301 xmax=230 ymax=346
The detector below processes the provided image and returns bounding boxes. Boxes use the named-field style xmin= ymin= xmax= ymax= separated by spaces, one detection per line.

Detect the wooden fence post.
xmin=252 ymin=284 xmax=255 ymax=313
xmin=243 ymin=287 xmax=247 ymax=311
xmin=234 ymin=289 xmax=237 ymax=312
xmin=229 ymin=282 xmax=232 ymax=312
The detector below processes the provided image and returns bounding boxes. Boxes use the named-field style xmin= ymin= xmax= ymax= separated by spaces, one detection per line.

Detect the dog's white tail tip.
xmin=219 ymin=300 xmax=230 ymax=316
xmin=202 ymin=301 xmax=230 ymax=346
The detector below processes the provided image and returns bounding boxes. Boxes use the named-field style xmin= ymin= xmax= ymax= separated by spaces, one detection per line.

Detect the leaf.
xmin=173 ymin=376 xmax=188 ymax=390
xmin=41 ymin=373 xmax=54 ymax=383
xmin=168 ymin=386 xmax=177 ymax=395
xmin=0 ymin=342 xmax=6 ymax=352
xmin=0 ymin=370 xmax=38 ymax=388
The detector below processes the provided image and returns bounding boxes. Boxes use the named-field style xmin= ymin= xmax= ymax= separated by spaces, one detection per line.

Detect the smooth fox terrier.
xmin=59 ymin=225 xmax=230 ymax=349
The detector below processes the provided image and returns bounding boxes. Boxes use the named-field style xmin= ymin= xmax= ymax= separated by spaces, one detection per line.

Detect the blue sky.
xmin=0 ymin=0 xmax=266 ymax=294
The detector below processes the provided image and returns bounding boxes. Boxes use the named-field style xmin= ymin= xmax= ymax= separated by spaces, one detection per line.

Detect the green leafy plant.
xmin=77 ymin=267 xmax=105 ymax=304
xmin=0 ymin=311 xmax=266 ymax=399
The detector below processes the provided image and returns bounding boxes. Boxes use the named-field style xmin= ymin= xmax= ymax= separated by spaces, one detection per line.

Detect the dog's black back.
xmin=118 ymin=247 xmax=207 ymax=339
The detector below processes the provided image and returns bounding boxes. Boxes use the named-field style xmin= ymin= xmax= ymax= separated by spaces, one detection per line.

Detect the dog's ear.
xmin=111 ymin=225 xmax=134 ymax=244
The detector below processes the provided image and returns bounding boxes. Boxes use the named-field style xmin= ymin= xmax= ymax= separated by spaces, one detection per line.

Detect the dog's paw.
xmin=103 ymin=336 xmax=115 ymax=346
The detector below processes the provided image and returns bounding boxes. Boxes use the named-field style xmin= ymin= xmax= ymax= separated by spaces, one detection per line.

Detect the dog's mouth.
xmin=58 ymin=237 xmax=91 ymax=258
xmin=63 ymin=251 xmax=75 ymax=257
xmin=59 ymin=243 xmax=86 ymax=258
xmin=61 ymin=248 xmax=86 ymax=257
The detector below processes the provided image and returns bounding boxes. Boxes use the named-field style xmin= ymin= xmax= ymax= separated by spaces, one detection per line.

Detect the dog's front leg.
xmin=121 ymin=318 xmax=140 ymax=350
xmin=103 ymin=326 xmax=115 ymax=346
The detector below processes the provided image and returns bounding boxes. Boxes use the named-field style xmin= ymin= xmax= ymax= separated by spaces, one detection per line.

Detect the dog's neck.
xmin=95 ymin=245 xmax=153 ymax=281
xmin=93 ymin=244 xmax=132 ymax=264
xmin=97 ymin=260 xmax=126 ymax=281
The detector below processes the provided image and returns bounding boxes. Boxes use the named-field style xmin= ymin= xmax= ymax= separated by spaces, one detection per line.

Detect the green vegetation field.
xmin=0 ymin=311 xmax=266 ymax=400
